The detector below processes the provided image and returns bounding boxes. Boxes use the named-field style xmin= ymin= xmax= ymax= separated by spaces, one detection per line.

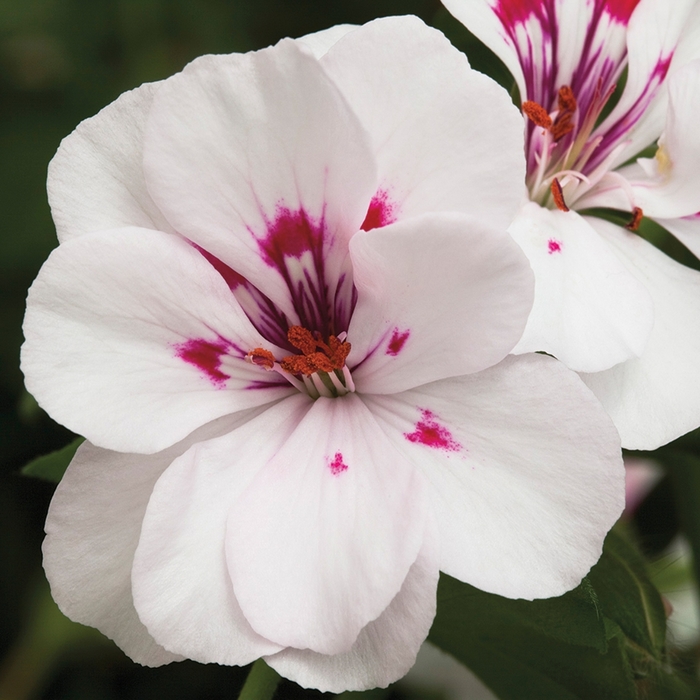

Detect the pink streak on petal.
xmin=192 ymin=243 xmax=247 ymax=290
xmin=547 ymin=238 xmax=562 ymax=254
xmin=175 ymin=338 xmax=230 ymax=388
xmin=386 ymin=328 xmax=410 ymax=356
xmin=404 ymin=409 xmax=462 ymax=453
xmin=605 ymin=0 xmax=641 ymax=24
xmin=327 ymin=451 xmax=348 ymax=476
xmin=259 ymin=206 xmax=324 ymax=268
xmin=494 ymin=0 xmax=546 ymax=29
xmin=361 ymin=189 xmax=398 ymax=231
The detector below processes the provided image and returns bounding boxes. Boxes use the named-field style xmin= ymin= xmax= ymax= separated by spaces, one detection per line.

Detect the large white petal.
xmin=131 ymin=398 xmax=313 ymax=664
xmin=48 ymin=82 xmax=173 ymax=242
xmin=321 ymin=15 xmax=525 ymax=232
xmin=509 ymin=203 xmax=654 ymax=372
xmin=42 ymin=412 xmax=253 ymax=667
xmin=581 ymin=217 xmax=700 ymax=449
xmin=143 ymin=40 xmax=376 ymax=327
xmin=21 ymin=228 xmax=293 ymax=454
xmin=226 ymin=394 xmax=428 ymax=655
xmin=265 ymin=518 xmax=439 ymax=692
xmin=296 ymin=24 xmax=358 ymax=58
xmin=655 ymin=213 xmax=700 ymax=260
xmin=365 ymin=354 xmax=624 ymax=600
xmin=347 ymin=213 xmax=534 ymax=394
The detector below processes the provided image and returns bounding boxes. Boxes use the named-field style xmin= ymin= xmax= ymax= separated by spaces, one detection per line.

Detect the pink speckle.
xmin=259 ymin=207 xmax=324 ymax=269
xmin=361 ymin=189 xmax=398 ymax=231
xmin=547 ymin=238 xmax=562 ymax=254
xmin=175 ymin=338 xmax=230 ymax=388
xmin=386 ymin=328 xmax=410 ymax=356
xmin=328 ymin=451 xmax=348 ymax=476
xmin=404 ymin=409 xmax=462 ymax=453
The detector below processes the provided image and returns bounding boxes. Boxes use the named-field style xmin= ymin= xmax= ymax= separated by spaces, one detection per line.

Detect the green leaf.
xmin=587 ymin=530 xmax=667 ymax=658
xmin=21 ymin=437 xmax=83 ymax=482
xmin=428 ymin=529 xmax=676 ymax=700
xmin=237 ymin=659 xmax=280 ymax=700
xmin=429 ymin=573 xmax=635 ymax=700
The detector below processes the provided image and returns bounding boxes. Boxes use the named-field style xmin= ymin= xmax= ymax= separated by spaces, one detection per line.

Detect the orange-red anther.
xmin=246 ymin=347 xmax=275 ymax=370
xmin=550 ymin=178 xmax=570 ymax=212
xmin=287 ymin=326 xmax=317 ymax=354
xmin=625 ymin=207 xmax=644 ymax=231
xmin=522 ymin=101 xmax=553 ymax=129
xmin=557 ymin=85 xmax=577 ymax=113
xmin=279 ymin=327 xmax=352 ymax=376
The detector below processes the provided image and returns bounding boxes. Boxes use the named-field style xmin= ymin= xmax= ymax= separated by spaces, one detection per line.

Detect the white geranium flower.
xmin=21 ymin=16 xmax=624 ymax=692
xmin=442 ymin=0 xmax=700 ymax=449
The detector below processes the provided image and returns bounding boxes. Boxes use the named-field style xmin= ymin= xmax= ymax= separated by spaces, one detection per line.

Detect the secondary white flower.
xmin=22 ymin=17 xmax=624 ymax=692
xmin=442 ymin=0 xmax=700 ymax=449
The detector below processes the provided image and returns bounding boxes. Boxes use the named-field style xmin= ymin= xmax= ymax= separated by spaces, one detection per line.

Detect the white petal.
xmin=265 ymin=518 xmax=439 ymax=692
xmin=296 ymin=24 xmax=358 ymax=58
xmin=321 ymin=15 xmax=525 ymax=232
xmin=655 ymin=213 xmax=700 ymax=259
xmin=21 ymin=228 xmax=293 ymax=454
xmin=131 ymin=399 xmax=313 ymax=664
xmin=364 ymin=354 xmax=624 ymax=600
xmin=48 ymin=82 xmax=173 ymax=242
xmin=143 ymin=41 xmax=376 ymax=326
xmin=626 ymin=61 xmax=700 ymax=218
xmin=42 ymin=413 xmax=250 ymax=667
xmin=597 ymin=0 xmax=697 ymax=169
xmin=226 ymin=394 xmax=428 ymax=654
xmin=581 ymin=217 xmax=700 ymax=449
xmin=348 ymin=213 xmax=534 ymax=394
xmin=509 ymin=203 xmax=654 ymax=373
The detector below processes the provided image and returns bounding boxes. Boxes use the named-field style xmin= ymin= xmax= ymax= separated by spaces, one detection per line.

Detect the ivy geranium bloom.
xmin=22 ymin=17 xmax=624 ymax=692
xmin=442 ymin=0 xmax=700 ymax=449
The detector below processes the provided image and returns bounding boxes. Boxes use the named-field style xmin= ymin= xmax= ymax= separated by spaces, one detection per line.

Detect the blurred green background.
xmin=0 ymin=1 xmax=694 ymax=699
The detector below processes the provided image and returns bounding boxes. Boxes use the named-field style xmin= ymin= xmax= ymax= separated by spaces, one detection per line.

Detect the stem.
xmin=238 ymin=659 xmax=281 ymax=700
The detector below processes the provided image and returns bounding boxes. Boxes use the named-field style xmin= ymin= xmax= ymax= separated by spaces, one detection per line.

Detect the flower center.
xmin=523 ymin=83 xmax=625 ymax=212
xmin=247 ymin=325 xmax=355 ymax=399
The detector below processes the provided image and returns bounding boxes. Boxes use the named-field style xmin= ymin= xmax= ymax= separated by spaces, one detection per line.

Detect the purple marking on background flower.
xmin=175 ymin=338 xmax=230 ymax=388
xmin=494 ymin=0 xmax=547 ymax=29
xmin=259 ymin=207 xmax=324 ymax=268
xmin=328 ymin=451 xmax=348 ymax=475
xmin=386 ymin=328 xmax=410 ymax=356
xmin=361 ymin=190 xmax=398 ymax=231
xmin=405 ymin=409 xmax=462 ymax=453
xmin=548 ymin=238 xmax=562 ymax=254
xmin=193 ymin=244 xmax=247 ymax=290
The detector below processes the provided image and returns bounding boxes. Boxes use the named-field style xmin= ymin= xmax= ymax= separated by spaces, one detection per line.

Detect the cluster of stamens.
xmin=523 ymin=84 xmax=643 ymax=230
xmin=247 ymin=326 xmax=355 ymax=399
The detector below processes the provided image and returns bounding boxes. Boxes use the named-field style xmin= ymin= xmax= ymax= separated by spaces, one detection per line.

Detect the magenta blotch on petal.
xmin=328 ymin=451 xmax=349 ymax=475
xmin=404 ymin=409 xmax=463 ymax=453
xmin=386 ymin=328 xmax=410 ymax=356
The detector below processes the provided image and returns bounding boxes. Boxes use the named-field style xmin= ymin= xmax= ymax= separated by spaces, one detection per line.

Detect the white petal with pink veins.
xmin=625 ymin=61 xmax=700 ymax=218
xmin=509 ymin=203 xmax=654 ymax=373
xmin=582 ymin=217 xmax=700 ymax=450
xmin=347 ymin=213 xmax=534 ymax=395
xmin=21 ymin=228 xmax=294 ymax=454
xmin=226 ymin=393 xmax=428 ymax=655
xmin=43 ymin=411 xmax=258 ymax=667
xmin=321 ymin=16 xmax=525 ymax=232
xmin=597 ymin=0 xmax=697 ymax=170
xmin=48 ymin=81 xmax=173 ymax=242
xmin=365 ymin=353 xmax=624 ymax=600
xmin=131 ymin=398 xmax=314 ymax=664
xmin=143 ymin=40 xmax=377 ymax=327
xmin=265 ymin=516 xmax=439 ymax=692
